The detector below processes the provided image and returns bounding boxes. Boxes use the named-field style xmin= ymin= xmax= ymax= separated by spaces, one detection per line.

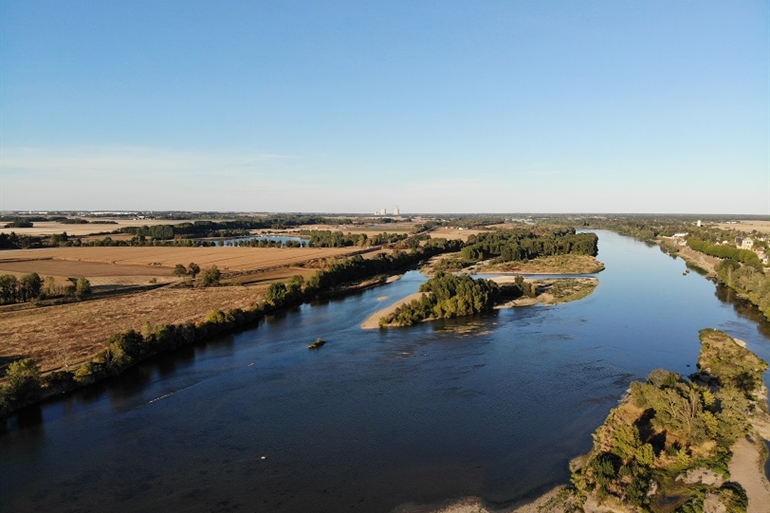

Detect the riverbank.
xmin=1 ymin=243 xmax=456 ymax=419
xmin=361 ymin=292 xmax=424 ymax=329
xmin=658 ymin=239 xmax=719 ymax=276
xmin=394 ymin=487 xmax=569 ymax=513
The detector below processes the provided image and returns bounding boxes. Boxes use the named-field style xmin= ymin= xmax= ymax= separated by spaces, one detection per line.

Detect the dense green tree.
xmin=264 ymin=283 xmax=289 ymax=307
xmin=19 ymin=273 xmax=42 ymax=301
xmin=0 ymin=274 xmax=19 ymax=304
xmin=380 ymin=272 xmax=499 ymax=325
xmin=188 ymin=262 xmax=201 ymax=279
xmin=3 ymin=358 xmax=42 ymax=406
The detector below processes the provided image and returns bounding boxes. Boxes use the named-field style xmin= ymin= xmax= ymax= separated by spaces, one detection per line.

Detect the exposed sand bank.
xmin=728 ymin=436 xmax=770 ymax=513
xmin=392 ymin=487 xmax=568 ymax=513
xmin=360 ymin=292 xmax=425 ymax=329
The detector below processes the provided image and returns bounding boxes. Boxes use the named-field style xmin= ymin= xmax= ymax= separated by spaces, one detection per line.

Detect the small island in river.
xmin=362 ymin=272 xmax=599 ymax=329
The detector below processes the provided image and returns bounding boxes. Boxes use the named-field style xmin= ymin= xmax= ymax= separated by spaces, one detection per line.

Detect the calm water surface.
xmin=1 ymin=231 xmax=769 ymax=513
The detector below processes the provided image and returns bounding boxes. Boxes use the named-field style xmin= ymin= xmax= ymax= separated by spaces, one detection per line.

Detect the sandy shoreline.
xmin=360 ymin=292 xmax=424 ymax=329
xmin=393 ymin=487 xmax=567 ymax=513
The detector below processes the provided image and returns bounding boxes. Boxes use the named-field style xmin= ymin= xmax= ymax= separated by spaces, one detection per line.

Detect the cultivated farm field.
xmin=0 ymin=246 xmax=361 ymax=289
xmin=0 ymin=218 xmax=198 ymax=237
xmin=0 ymin=245 xmax=369 ymax=373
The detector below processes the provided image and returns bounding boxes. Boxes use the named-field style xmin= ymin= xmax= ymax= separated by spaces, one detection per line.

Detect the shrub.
xmin=75 ymin=277 xmax=91 ymax=296
xmin=199 ymin=266 xmax=221 ymax=287
xmin=2 ymin=358 xmax=42 ymax=406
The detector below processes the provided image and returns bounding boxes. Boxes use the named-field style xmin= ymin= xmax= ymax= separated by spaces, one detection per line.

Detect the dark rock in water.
xmin=308 ymin=338 xmax=326 ymax=349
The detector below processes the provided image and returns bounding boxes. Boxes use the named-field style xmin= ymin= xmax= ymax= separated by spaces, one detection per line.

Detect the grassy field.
xmin=428 ymin=226 xmax=490 ymax=241
xmin=479 ymin=255 xmax=606 ymax=274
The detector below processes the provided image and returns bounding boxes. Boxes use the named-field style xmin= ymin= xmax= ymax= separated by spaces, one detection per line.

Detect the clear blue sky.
xmin=1 ymin=1 xmax=768 ymax=214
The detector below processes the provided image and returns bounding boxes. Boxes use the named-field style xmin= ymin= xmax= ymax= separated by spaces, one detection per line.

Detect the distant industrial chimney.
xmin=393 ymin=205 xmax=400 ymax=216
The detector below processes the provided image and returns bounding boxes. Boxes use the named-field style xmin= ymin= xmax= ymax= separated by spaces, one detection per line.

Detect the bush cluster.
xmin=569 ymin=329 xmax=766 ymax=511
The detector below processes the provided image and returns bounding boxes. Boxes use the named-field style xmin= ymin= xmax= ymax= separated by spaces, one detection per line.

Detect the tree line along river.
xmin=1 ymin=231 xmax=768 ymax=513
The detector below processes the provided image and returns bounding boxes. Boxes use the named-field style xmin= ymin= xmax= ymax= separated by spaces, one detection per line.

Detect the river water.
xmin=1 ymin=231 xmax=769 ymax=513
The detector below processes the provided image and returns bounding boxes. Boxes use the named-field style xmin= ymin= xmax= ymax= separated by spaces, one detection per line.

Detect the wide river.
xmin=2 ymin=231 xmax=769 ymax=513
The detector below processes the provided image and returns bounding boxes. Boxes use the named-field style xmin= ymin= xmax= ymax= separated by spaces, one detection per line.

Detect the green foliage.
xmin=19 ymin=272 xmax=42 ymax=301
xmin=173 ymin=263 xmax=188 ymax=277
xmin=2 ymin=358 xmax=42 ymax=406
xmin=264 ymin=277 xmax=305 ymax=308
xmin=199 ymin=265 xmax=221 ymax=287
xmin=380 ymin=272 xmax=499 ymax=326
xmin=571 ymin=329 xmax=767 ymax=509
xmin=74 ymin=360 xmax=107 ymax=385
xmin=718 ymin=482 xmax=748 ymax=513
xmin=75 ymin=277 xmax=91 ymax=296
xmin=714 ymin=259 xmax=770 ymax=320
xmin=687 ymin=238 xmax=759 ymax=265
xmin=0 ymin=272 xmax=43 ymax=304
xmin=635 ymin=443 xmax=655 ymax=466
xmin=610 ymin=424 xmax=641 ymax=462
xmin=106 ymin=330 xmax=145 ymax=372
xmin=461 ymin=228 xmax=599 ymax=263
xmin=188 ymin=262 xmax=200 ymax=278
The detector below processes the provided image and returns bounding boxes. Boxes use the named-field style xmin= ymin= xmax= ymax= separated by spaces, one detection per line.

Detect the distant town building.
xmin=375 ymin=208 xmax=387 ymax=216
xmin=696 ymin=220 xmax=702 ymax=227
xmin=735 ymin=237 xmax=754 ymax=250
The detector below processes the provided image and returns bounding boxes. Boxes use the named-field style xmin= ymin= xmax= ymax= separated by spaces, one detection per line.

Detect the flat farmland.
xmin=714 ymin=220 xmax=770 ymax=234
xmin=0 ymin=284 xmax=276 ymax=373
xmin=429 ymin=227 xmax=490 ymax=241
xmin=0 ymin=218 xmax=199 ymax=237
xmin=0 ymin=257 xmax=178 ymax=290
xmin=0 ymin=245 xmax=367 ymax=372
xmin=0 ymin=246 xmax=360 ymax=275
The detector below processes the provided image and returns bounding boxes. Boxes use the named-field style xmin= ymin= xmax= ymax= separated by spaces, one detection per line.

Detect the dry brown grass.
xmin=0 ymin=284 xmax=273 ymax=373
xmin=0 ymin=218 xmax=198 ymax=237
xmin=0 ymin=246 xmax=360 ymax=275
xmin=429 ymin=227 xmax=490 ymax=241
xmin=714 ymin=220 xmax=770 ymax=235
xmin=480 ymin=255 xmax=606 ymax=274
